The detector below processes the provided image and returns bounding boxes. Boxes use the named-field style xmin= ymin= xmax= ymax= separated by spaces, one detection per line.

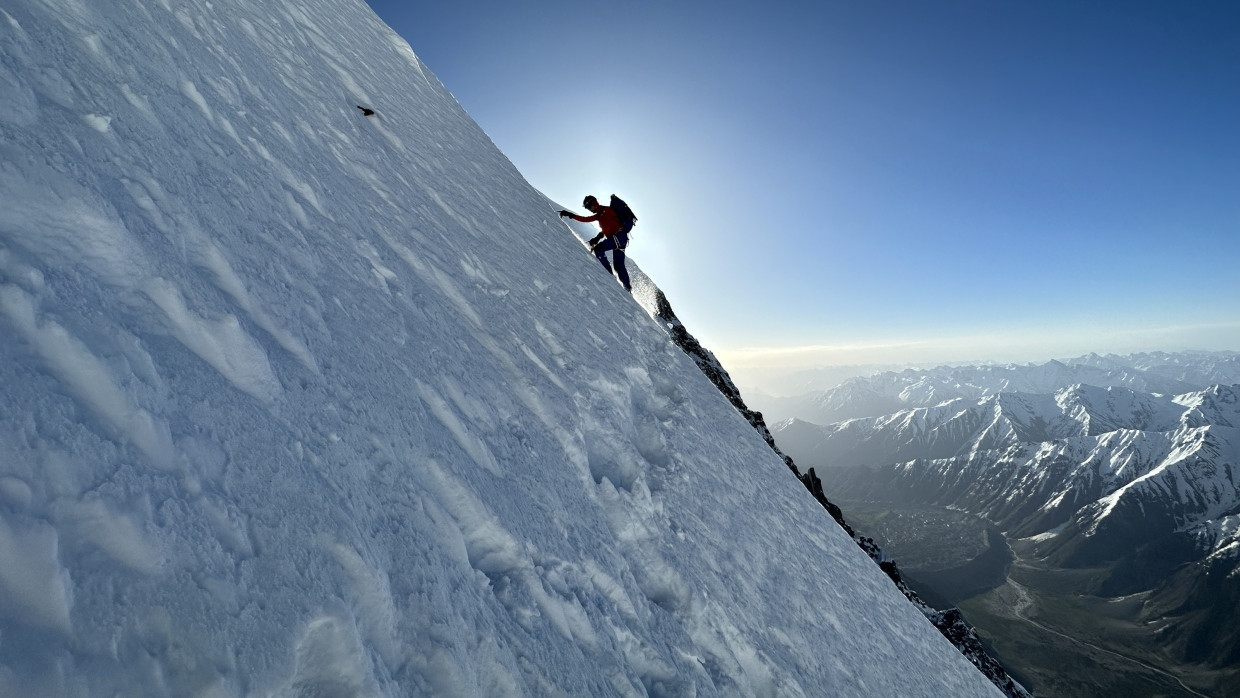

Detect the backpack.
xmin=610 ymin=194 xmax=637 ymax=234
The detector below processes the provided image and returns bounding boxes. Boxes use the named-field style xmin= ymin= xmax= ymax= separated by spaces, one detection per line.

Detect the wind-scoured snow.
xmin=0 ymin=1 xmax=1000 ymax=696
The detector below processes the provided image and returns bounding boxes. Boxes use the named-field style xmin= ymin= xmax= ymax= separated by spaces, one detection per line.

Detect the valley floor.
xmin=841 ymin=502 xmax=1240 ymax=698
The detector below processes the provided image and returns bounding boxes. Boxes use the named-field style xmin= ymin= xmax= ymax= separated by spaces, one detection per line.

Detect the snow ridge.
xmin=646 ymin=287 xmax=1030 ymax=697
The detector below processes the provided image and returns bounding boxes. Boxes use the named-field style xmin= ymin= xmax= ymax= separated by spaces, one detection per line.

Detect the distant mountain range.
xmin=770 ymin=352 xmax=1240 ymax=671
xmin=750 ymin=351 xmax=1240 ymax=425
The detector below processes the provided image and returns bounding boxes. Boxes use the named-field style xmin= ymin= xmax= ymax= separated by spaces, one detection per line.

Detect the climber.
xmin=559 ymin=195 xmax=631 ymax=292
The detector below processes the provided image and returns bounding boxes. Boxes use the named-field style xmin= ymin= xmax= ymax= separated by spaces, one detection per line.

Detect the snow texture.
xmin=0 ymin=0 xmax=1000 ymax=696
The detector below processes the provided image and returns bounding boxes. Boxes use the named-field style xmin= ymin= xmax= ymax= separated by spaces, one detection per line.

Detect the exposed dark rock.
xmin=930 ymin=608 xmax=1031 ymax=698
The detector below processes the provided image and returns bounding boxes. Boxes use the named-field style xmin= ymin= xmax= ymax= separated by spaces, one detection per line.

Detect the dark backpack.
xmin=610 ymin=194 xmax=637 ymax=233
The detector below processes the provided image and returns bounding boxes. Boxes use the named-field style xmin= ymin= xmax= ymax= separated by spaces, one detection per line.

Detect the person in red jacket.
xmin=559 ymin=195 xmax=631 ymax=292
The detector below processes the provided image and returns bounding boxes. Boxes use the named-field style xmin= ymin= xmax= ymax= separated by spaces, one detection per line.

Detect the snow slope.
xmin=0 ymin=0 xmax=1000 ymax=695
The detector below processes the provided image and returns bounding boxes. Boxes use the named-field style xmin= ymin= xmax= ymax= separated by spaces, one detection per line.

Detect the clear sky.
xmin=362 ymin=0 xmax=1240 ymax=382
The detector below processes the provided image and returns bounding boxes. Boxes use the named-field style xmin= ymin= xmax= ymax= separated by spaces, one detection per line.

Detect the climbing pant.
xmin=593 ymin=232 xmax=631 ymax=292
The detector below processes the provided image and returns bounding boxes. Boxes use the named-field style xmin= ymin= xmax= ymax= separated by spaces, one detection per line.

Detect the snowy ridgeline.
xmin=0 ymin=1 xmax=1000 ymax=696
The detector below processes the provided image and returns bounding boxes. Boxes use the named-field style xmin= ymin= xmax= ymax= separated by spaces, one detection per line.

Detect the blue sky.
xmin=363 ymin=0 xmax=1239 ymax=378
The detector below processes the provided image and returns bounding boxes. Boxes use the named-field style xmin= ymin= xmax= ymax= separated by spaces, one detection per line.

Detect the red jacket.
xmin=567 ymin=206 xmax=623 ymax=237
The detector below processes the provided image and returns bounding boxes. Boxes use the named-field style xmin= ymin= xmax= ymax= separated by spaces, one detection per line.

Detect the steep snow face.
xmin=0 ymin=1 xmax=1001 ymax=696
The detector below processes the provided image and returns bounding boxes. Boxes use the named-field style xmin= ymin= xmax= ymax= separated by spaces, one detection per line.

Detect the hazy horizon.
xmin=724 ymin=341 xmax=1240 ymax=397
